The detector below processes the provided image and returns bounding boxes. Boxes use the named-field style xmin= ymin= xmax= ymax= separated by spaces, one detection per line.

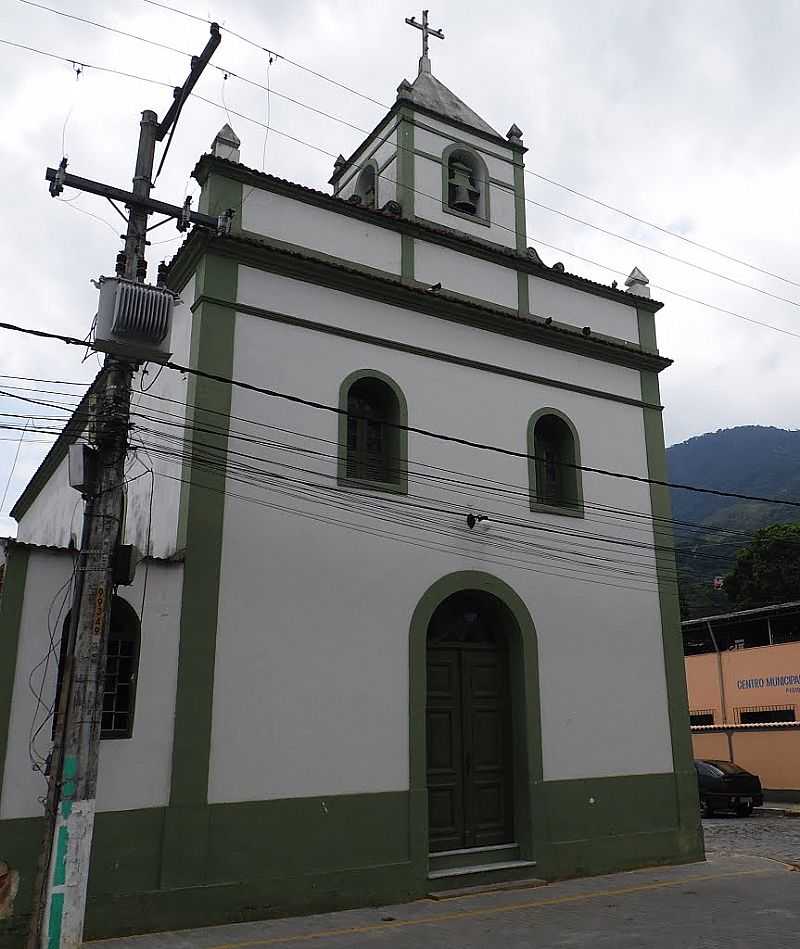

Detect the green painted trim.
xmin=1 ymin=770 xmax=703 ymax=946
xmin=189 ymin=157 xmax=664 ymax=314
xmin=170 ymin=251 xmax=239 ymax=808
xmin=534 ymin=773 xmax=703 ymax=878
xmin=0 ymin=545 xmax=29 ymax=809
xmin=336 ymin=369 xmax=409 ymax=495
xmin=640 ymin=369 xmax=705 ymax=861
xmin=166 ymin=248 xmax=240 ymax=884
xmin=198 ymin=170 xmax=243 ymax=232
xmin=197 ymin=293 xmax=661 ymax=411
xmin=409 ymin=571 xmax=543 ymax=866
xmin=527 ymin=407 xmax=585 ymax=518
xmin=636 ymin=307 xmax=658 ymax=353
xmin=517 ymin=270 xmax=530 ymax=318
xmin=401 ymin=234 xmax=415 ymax=284
xmin=397 ymin=107 xmax=415 ymax=218
xmin=202 ymin=236 xmax=671 ymax=373
xmin=513 ymin=157 xmax=527 ymax=252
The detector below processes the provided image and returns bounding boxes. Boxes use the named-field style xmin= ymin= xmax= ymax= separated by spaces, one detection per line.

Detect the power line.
xmin=1 ymin=317 xmax=798 ymax=511
xmin=15 ymin=6 xmax=800 ymax=314
xmin=138 ymin=0 xmax=800 ymax=294
xmin=5 ymin=35 xmax=800 ymax=342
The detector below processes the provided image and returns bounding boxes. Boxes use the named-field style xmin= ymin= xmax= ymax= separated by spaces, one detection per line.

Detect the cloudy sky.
xmin=1 ymin=0 xmax=798 ymax=537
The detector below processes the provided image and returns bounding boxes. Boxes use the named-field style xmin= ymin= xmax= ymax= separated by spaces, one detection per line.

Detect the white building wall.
xmin=207 ymin=273 xmax=674 ymax=805
xmin=237 ymin=268 xmax=642 ymax=403
xmin=414 ymin=241 xmax=518 ymax=310
xmin=15 ymin=456 xmax=83 ymax=548
xmin=0 ymin=549 xmax=182 ymax=819
xmin=16 ymin=277 xmax=196 ymax=557
xmin=126 ymin=274 xmax=195 ymax=558
xmin=335 ymin=123 xmax=399 ymax=197
xmin=414 ymin=155 xmax=516 ymax=247
xmin=414 ymin=125 xmax=515 ymax=184
xmin=243 ymin=190 xmax=402 ymax=275
xmin=530 ymin=275 xmax=641 ymax=344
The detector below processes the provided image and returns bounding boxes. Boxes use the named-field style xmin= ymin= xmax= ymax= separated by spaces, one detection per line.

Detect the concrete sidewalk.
xmin=88 ymin=854 xmax=799 ymax=949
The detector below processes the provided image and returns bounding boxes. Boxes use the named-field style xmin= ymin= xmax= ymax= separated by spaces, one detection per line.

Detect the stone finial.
xmin=211 ymin=123 xmax=240 ymax=162
xmin=506 ymin=124 xmax=523 ymax=145
xmin=625 ymin=266 xmax=651 ymax=298
xmin=396 ymin=78 xmax=414 ymax=100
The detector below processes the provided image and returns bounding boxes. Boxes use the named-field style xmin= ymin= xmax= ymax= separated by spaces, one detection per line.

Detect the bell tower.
xmin=330 ymin=10 xmax=527 ymax=252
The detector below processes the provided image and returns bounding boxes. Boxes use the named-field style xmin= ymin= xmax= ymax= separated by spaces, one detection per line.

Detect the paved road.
xmin=703 ymin=810 xmax=800 ymax=866
xmin=91 ymin=854 xmax=799 ymax=949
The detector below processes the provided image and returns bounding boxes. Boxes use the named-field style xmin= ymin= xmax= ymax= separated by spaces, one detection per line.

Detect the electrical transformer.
xmin=94 ymin=276 xmax=176 ymax=363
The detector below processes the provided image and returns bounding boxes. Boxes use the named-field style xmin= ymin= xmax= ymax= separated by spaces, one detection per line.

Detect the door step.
xmin=429 ymin=842 xmax=520 ymax=873
xmin=429 ymin=872 xmax=548 ymax=900
xmin=428 ymin=858 xmax=540 ymax=893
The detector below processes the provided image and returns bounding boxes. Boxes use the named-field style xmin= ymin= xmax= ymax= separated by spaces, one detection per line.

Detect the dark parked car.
xmin=695 ymin=759 xmax=763 ymax=817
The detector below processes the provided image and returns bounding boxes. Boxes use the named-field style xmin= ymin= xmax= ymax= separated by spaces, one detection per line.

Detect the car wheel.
xmin=736 ymin=804 xmax=753 ymax=818
xmin=700 ymin=799 xmax=714 ymax=818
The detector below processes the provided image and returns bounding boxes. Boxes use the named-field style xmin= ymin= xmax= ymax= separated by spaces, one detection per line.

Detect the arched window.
xmin=443 ymin=145 xmax=489 ymax=223
xmin=528 ymin=410 xmax=583 ymax=516
xmin=338 ymin=371 xmax=408 ymax=494
xmin=53 ymin=596 xmax=141 ymax=740
xmin=355 ymin=162 xmax=377 ymax=209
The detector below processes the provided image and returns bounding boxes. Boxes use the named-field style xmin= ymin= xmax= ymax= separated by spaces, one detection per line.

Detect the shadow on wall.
xmin=0 ymin=862 xmax=20 ymax=920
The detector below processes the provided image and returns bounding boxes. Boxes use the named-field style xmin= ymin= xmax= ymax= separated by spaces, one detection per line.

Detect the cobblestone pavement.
xmin=703 ymin=810 xmax=800 ymax=866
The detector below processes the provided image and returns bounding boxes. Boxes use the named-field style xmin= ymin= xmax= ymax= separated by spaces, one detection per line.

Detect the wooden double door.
xmin=426 ymin=597 xmax=514 ymax=853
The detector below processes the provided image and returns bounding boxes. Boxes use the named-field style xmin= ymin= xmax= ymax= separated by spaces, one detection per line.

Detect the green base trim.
xmin=0 ymin=544 xmax=29 ymax=800
xmin=1 ymin=773 xmax=704 ymax=946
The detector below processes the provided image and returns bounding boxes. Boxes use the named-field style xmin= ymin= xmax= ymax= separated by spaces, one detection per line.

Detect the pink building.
xmin=683 ymin=602 xmax=800 ymax=800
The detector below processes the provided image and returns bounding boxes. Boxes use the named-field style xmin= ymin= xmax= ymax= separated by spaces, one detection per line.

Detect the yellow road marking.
xmin=196 ymin=866 xmax=775 ymax=949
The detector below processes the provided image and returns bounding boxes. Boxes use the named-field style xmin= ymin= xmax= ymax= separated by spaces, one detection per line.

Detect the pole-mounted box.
xmin=94 ymin=276 xmax=176 ymax=363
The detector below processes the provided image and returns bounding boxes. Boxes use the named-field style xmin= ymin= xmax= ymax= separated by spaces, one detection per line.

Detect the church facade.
xmin=0 ymin=39 xmax=702 ymax=944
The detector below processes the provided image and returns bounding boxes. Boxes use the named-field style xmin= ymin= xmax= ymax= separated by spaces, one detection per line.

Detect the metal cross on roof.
xmin=405 ymin=9 xmax=444 ymax=72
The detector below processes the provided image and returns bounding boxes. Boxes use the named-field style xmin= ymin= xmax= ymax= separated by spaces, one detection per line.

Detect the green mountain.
xmin=666 ymin=426 xmax=800 ymax=619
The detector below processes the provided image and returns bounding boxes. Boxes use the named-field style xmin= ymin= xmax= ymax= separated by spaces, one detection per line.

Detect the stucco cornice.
xmin=189 ymin=155 xmax=664 ymax=314
xmin=172 ymin=228 xmax=672 ymax=374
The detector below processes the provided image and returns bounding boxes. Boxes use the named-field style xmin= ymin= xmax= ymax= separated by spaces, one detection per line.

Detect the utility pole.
xmin=28 ymin=24 xmax=223 ymax=949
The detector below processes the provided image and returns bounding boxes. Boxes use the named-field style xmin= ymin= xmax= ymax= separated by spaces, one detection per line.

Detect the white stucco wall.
xmin=530 ymin=276 xmax=640 ymax=344
xmin=414 ymin=123 xmax=515 ymax=184
xmin=237 ymin=268 xmax=642 ymax=403
xmin=414 ymin=241 xmax=518 ymax=310
xmin=207 ymin=272 xmax=674 ymax=805
xmin=126 ymin=274 xmax=195 ymax=558
xmin=414 ymin=153 xmax=517 ymax=248
xmin=243 ymin=189 xmax=402 ymax=275
xmin=15 ymin=456 xmax=83 ymax=549
xmin=334 ymin=122 xmax=398 ymax=196
xmin=0 ymin=549 xmax=183 ymax=819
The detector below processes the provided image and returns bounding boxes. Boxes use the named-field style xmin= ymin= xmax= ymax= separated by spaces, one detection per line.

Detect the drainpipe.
xmin=707 ymin=620 xmax=735 ymax=761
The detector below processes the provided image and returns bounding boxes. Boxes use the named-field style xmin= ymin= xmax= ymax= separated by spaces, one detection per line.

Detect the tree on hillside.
xmin=724 ymin=523 xmax=800 ymax=611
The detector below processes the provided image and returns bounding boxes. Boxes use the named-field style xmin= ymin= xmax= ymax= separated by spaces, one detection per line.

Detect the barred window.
xmin=737 ymin=705 xmax=795 ymax=724
xmin=54 ymin=596 xmax=140 ymax=741
xmin=689 ymin=710 xmax=715 ymax=726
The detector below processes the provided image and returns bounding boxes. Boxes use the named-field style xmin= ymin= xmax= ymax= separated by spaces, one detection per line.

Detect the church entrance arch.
xmin=409 ymin=571 xmax=543 ymax=866
xmin=426 ymin=590 xmax=513 ymax=851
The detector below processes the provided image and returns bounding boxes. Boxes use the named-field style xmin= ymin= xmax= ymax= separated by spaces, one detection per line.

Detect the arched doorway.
xmin=426 ymin=590 xmax=514 ymax=852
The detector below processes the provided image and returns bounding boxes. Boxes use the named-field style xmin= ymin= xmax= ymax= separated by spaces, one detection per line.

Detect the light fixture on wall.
xmin=466 ymin=513 xmax=489 ymax=530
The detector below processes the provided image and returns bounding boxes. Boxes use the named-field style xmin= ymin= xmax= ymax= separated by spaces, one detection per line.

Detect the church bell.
xmin=448 ymin=160 xmax=480 ymax=215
